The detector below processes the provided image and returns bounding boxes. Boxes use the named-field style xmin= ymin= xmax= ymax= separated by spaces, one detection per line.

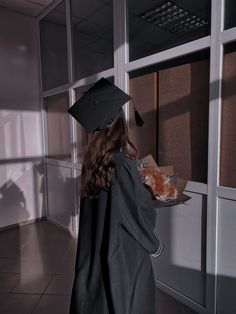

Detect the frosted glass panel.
xmin=46 ymin=164 xmax=74 ymax=230
xmin=152 ymin=192 xmax=207 ymax=305
xmin=217 ymin=198 xmax=236 ymax=314
xmin=45 ymin=93 xmax=71 ymax=161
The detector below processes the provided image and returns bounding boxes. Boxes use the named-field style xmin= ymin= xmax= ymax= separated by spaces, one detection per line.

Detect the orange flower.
xmin=140 ymin=166 xmax=178 ymax=201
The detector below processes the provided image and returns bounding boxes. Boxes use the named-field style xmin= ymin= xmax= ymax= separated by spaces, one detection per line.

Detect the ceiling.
xmin=0 ymin=0 xmax=56 ymax=17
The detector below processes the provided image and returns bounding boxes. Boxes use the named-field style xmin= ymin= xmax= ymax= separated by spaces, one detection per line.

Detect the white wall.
xmin=0 ymin=7 xmax=44 ymax=228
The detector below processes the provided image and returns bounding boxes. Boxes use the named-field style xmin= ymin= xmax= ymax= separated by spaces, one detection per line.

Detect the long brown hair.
xmin=80 ymin=109 xmax=138 ymax=198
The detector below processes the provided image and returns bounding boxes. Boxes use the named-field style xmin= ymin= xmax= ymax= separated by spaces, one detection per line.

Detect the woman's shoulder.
xmin=113 ymin=151 xmax=139 ymax=177
xmin=113 ymin=151 xmax=136 ymax=166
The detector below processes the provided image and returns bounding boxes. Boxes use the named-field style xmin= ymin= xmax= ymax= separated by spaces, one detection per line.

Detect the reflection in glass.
xmin=45 ymin=92 xmax=71 ymax=161
xmin=128 ymin=0 xmax=211 ymax=61
xmin=220 ymin=42 xmax=236 ymax=188
xmin=40 ymin=1 xmax=68 ymax=91
xmin=71 ymin=0 xmax=114 ymax=80
xmin=129 ymin=51 xmax=210 ymax=183
xmin=224 ymin=0 xmax=236 ymax=30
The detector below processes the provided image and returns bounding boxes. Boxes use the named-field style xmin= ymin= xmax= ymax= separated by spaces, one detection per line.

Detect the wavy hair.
xmin=80 ymin=109 xmax=138 ymax=198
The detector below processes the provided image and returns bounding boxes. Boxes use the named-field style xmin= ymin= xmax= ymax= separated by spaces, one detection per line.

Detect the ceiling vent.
xmin=140 ymin=1 xmax=209 ymax=36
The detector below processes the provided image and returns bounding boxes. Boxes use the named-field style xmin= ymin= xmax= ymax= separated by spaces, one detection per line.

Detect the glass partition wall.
xmin=128 ymin=50 xmax=210 ymax=183
xmin=38 ymin=1 xmax=236 ymax=313
xmin=40 ymin=1 xmax=68 ymax=91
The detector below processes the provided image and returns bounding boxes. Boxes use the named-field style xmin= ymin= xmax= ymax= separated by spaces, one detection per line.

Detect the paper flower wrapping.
xmin=136 ymin=155 xmax=191 ymax=206
xmin=136 ymin=159 xmax=178 ymax=202
xmin=140 ymin=166 xmax=178 ymax=201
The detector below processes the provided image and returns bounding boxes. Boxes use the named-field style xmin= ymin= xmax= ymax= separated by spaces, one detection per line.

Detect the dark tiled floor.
xmin=0 ymin=220 xmax=76 ymax=314
xmin=0 ymin=220 xmax=197 ymax=314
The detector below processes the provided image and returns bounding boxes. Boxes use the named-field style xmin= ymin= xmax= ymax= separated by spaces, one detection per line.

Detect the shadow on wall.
xmin=0 ymin=158 xmax=45 ymax=228
xmin=0 ymin=180 xmax=29 ymax=225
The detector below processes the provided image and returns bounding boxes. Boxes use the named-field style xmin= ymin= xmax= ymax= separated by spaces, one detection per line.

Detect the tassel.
xmin=131 ymin=98 xmax=144 ymax=127
xmin=134 ymin=106 xmax=144 ymax=127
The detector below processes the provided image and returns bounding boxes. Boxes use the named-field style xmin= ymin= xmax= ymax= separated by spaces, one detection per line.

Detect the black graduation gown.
xmin=69 ymin=151 xmax=162 ymax=314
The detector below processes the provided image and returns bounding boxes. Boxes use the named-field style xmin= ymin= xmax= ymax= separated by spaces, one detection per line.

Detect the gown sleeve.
xmin=115 ymin=156 xmax=164 ymax=256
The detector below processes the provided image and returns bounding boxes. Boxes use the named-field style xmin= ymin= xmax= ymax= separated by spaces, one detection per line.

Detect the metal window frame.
xmin=38 ymin=0 xmax=236 ymax=311
xmin=206 ymin=1 xmax=224 ymax=314
xmin=126 ymin=36 xmax=211 ymax=73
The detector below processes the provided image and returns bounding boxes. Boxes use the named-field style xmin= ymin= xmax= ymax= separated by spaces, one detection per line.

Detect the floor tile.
xmin=13 ymin=273 xmax=52 ymax=294
xmin=19 ymin=256 xmax=66 ymax=275
xmin=0 ymin=293 xmax=40 ymax=314
xmin=0 ymin=258 xmax=20 ymax=273
xmin=55 ymin=255 xmax=76 ymax=277
xmin=0 ymin=232 xmax=21 ymax=258
xmin=0 ymin=274 xmax=19 ymax=293
xmin=32 ymin=294 xmax=70 ymax=314
xmin=0 ymin=293 xmax=9 ymax=306
xmin=0 ymin=221 xmax=77 ymax=313
xmin=44 ymin=274 xmax=73 ymax=295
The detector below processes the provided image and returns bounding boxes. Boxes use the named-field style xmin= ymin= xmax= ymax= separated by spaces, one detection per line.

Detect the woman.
xmin=68 ymin=78 xmax=162 ymax=314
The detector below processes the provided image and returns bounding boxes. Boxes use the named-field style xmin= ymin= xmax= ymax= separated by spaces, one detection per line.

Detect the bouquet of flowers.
xmin=136 ymin=155 xmax=191 ymax=207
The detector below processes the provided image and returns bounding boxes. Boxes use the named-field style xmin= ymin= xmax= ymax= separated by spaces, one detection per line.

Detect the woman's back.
xmin=69 ymin=151 xmax=161 ymax=314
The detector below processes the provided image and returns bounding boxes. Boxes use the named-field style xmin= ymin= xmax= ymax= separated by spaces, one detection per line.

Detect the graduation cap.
xmin=67 ymin=77 xmax=144 ymax=133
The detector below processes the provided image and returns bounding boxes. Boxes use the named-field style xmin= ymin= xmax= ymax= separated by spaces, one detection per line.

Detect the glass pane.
xmin=224 ymin=0 xmax=236 ymax=29
xmin=45 ymin=92 xmax=71 ymax=161
xmin=40 ymin=1 xmax=68 ymax=91
xmin=46 ymin=163 xmax=74 ymax=230
xmin=71 ymin=0 xmax=114 ymax=80
xmin=153 ymin=195 xmax=207 ymax=305
xmin=73 ymin=77 xmax=114 ymax=163
xmin=220 ymin=42 xmax=236 ymax=188
xmin=217 ymin=198 xmax=236 ymax=314
xmin=129 ymin=50 xmax=210 ymax=183
xmin=128 ymin=0 xmax=211 ymax=61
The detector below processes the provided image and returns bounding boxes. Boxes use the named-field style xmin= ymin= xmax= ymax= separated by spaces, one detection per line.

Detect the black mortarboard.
xmin=67 ymin=77 xmax=144 ymax=133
